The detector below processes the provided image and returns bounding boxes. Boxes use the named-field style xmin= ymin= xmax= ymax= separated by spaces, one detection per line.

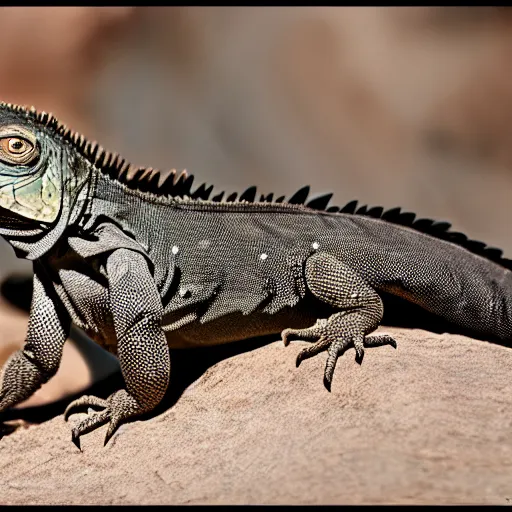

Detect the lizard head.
xmin=0 ymin=103 xmax=94 ymax=258
xmin=0 ymin=117 xmax=62 ymax=226
xmin=0 ymin=104 xmax=80 ymax=228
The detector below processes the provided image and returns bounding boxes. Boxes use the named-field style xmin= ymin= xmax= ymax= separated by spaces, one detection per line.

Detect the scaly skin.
xmin=0 ymin=102 xmax=510 ymax=449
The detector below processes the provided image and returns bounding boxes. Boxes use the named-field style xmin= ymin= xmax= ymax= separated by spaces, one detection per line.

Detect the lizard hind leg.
xmin=281 ymin=252 xmax=397 ymax=391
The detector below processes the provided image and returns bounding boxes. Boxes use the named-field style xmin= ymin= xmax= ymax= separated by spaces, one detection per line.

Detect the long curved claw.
xmin=104 ymin=416 xmax=122 ymax=447
xmin=71 ymin=409 xmax=110 ymax=451
xmin=72 ymin=432 xmax=81 ymax=451
xmin=323 ymin=340 xmax=345 ymax=392
xmin=353 ymin=335 xmax=365 ymax=365
xmin=296 ymin=336 xmax=331 ymax=367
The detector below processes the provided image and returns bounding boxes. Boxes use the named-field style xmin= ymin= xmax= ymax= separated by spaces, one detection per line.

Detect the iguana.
xmin=0 ymin=102 xmax=510 ymax=449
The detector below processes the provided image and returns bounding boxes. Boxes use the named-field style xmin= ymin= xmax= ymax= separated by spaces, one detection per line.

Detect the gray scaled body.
xmin=0 ymin=102 xmax=510 ymax=448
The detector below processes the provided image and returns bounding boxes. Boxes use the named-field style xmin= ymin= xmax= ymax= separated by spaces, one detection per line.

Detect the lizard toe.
xmin=281 ymin=318 xmax=329 ymax=346
xmin=364 ymin=334 xmax=397 ymax=350
xmin=104 ymin=414 xmax=123 ymax=447
xmin=323 ymin=339 xmax=347 ymax=392
xmin=353 ymin=334 xmax=365 ymax=364
xmin=103 ymin=389 xmax=153 ymax=446
xmin=64 ymin=395 xmax=109 ymax=421
xmin=70 ymin=408 xmax=111 ymax=451
xmin=296 ymin=336 xmax=331 ymax=367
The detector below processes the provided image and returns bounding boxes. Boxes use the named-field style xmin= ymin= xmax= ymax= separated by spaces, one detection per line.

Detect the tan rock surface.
xmin=1 ymin=326 xmax=512 ymax=505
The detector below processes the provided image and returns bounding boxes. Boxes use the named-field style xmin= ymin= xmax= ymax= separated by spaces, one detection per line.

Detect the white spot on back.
xmin=171 ymin=245 xmax=179 ymax=255
xmin=260 ymin=253 xmax=268 ymax=260
xmin=312 ymin=242 xmax=320 ymax=250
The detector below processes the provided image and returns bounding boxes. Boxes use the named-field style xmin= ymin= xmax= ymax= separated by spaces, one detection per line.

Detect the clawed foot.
xmin=64 ymin=389 xmax=142 ymax=450
xmin=282 ymin=319 xmax=396 ymax=391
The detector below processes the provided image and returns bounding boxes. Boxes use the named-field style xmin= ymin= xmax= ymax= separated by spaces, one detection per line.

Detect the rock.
xmin=1 ymin=327 xmax=511 ymax=504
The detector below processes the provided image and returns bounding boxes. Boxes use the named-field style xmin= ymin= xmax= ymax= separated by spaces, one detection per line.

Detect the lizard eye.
xmin=0 ymin=135 xmax=39 ymax=166
xmin=8 ymin=138 xmax=28 ymax=153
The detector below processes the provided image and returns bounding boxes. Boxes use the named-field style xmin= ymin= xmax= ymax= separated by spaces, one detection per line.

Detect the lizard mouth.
xmin=0 ymin=205 xmax=43 ymax=231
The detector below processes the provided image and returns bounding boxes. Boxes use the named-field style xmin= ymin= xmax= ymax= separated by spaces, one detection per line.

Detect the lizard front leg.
xmin=0 ymin=269 xmax=70 ymax=413
xmin=282 ymin=252 xmax=396 ymax=390
xmin=64 ymin=248 xmax=170 ymax=448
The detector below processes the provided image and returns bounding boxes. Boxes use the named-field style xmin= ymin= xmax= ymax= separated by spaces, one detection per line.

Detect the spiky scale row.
xmin=367 ymin=207 xmax=384 ymax=218
xmin=307 ymin=194 xmax=333 ymax=210
xmin=288 ymin=186 xmax=310 ymax=205
xmin=0 ymin=101 xmax=510 ymax=272
xmin=240 ymin=186 xmax=257 ymax=202
xmin=340 ymin=200 xmax=358 ymax=214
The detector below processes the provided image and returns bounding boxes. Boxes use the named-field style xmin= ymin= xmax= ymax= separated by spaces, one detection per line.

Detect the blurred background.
xmin=1 ymin=6 xmax=512 ymax=409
